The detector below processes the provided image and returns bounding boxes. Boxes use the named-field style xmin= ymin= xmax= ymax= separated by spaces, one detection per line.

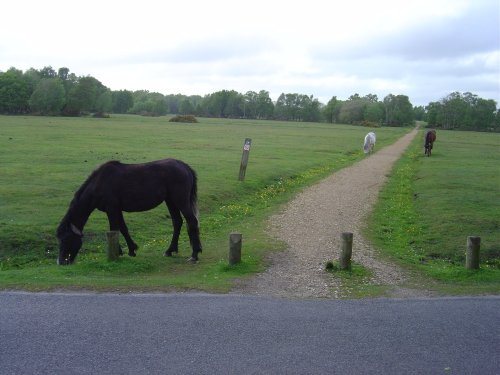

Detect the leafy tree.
xmin=298 ymin=94 xmax=322 ymax=122
xmin=203 ymin=90 xmax=243 ymax=117
xmin=0 ymin=68 xmax=31 ymax=113
xmin=413 ymin=106 xmax=426 ymax=121
xmin=427 ymin=92 xmax=498 ymax=131
xmin=274 ymin=93 xmax=289 ymax=120
xmin=364 ymin=102 xmax=384 ymax=123
xmin=323 ymin=96 xmax=341 ymax=123
xmin=339 ymin=97 xmax=367 ymax=124
xmin=165 ymin=94 xmax=182 ymax=114
xmin=364 ymin=93 xmax=378 ymax=103
xmin=23 ymin=68 xmax=42 ymax=93
xmin=383 ymin=94 xmax=414 ymax=126
xmin=274 ymin=93 xmax=322 ymax=122
xmin=29 ymin=78 xmax=66 ymax=114
xmin=151 ymin=96 xmax=167 ymax=115
xmin=256 ymin=90 xmax=274 ymax=119
xmin=65 ymin=76 xmax=109 ymax=115
xmin=57 ymin=67 xmax=70 ymax=81
xmin=179 ymin=99 xmax=195 ymax=115
xmin=469 ymin=98 xmax=497 ymax=131
xmin=129 ymin=91 xmax=167 ymax=115
xmin=223 ymin=91 xmax=244 ymax=117
xmin=112 ymin=90 xmax=134 ymax=113
xmin=39 ymin=66 xmax=57 ymax=79
xmin=440 ymin=92 xmax=467 ymax=129
xmin=243 ymin=91 xmax=258 ymax=118
xmin=348 ymin=93 xmax=361 ymax=101
xmin=95 ymin=90 xmax=112 ymax=113
xmin=425 ymin=101 xmax=441 ymax=126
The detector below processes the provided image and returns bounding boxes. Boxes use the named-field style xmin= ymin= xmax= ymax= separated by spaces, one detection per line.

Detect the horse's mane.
xmin=74 ymin=161 xmax=121 ymax=200
xmin=57 ymin=163 xmax=114 ymax=237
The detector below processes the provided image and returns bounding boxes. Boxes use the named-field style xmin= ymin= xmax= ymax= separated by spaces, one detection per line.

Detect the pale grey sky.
xmin=1 ymin=0 xmax=499 ymax=106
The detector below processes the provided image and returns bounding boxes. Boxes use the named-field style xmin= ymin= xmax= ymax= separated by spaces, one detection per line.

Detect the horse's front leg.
xmin=106 ymin=211 xmax=138 ymax=257
xmin=164 ymin=203 xmax=182 ymax=257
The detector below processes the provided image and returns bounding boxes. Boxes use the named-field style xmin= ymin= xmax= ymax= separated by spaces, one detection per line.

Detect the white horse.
xmin=363 ymin=132 xmax=376 ymax=154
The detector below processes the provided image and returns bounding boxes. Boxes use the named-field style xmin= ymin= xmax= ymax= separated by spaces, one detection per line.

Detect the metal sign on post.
xmin=238 ymin=138 xmax=252 ymax=181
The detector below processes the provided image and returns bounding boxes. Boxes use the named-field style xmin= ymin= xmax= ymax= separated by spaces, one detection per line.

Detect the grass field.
xmin=0 ymin=114 xmax=408 ymax=291
xmin=366 ymin=128 xmax=500 ymax=294
xmin=1 ymin=115 xmax=498 ymax=295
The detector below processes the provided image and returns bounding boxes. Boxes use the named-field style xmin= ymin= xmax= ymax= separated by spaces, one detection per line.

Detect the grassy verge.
xmin=0 ymin=115 xmax=408 ymax=291
xmin=366 ymin=129 xmax=500 ymax=295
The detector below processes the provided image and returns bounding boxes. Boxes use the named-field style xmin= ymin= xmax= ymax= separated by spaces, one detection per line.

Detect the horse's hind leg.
xmin=180 ymin=208 xmax=202 ymax=261
xmin=164 ymin=202 xmax=182 ymax=257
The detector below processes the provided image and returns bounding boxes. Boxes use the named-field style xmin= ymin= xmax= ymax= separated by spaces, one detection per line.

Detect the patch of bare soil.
xmin=234 ymin=128 xmax=434 ymax=299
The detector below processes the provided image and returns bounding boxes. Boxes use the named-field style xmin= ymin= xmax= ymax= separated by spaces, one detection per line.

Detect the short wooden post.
xmin=339 ymin=232 xmax=353 ymax=271
xmin=466 ymin=236 xmax=481 ymax=270
xmin=106 ymin=231 xmax=120 ymax=261
xmin=229 ymin=232 xmax=242 ymax=265
xmin=238 ymin=138 xmax=252 ymax=181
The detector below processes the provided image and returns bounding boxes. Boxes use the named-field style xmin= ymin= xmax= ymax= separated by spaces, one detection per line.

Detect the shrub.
xmin=169 ymin=115 xmax=198 ymax=123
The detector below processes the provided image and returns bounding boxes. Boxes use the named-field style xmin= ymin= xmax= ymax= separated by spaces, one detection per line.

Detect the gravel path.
xmin=234 ymin=128 xmax=432 ymax=299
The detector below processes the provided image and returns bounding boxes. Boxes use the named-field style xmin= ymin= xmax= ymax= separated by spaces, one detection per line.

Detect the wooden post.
xmin=229 ymin=232 xmax=242 ymax=265
xmin=238 ymin=138 xmax=252 ymax=181
xmin=106 ymin=231 xmax=120 ymax=261
xmin=466 ymin=236 xmax=481 ymax=270
xmin=339 ymin=232 xmax=353 ymax=271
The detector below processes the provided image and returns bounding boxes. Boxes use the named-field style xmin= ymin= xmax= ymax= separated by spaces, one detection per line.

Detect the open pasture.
xmin=0 ymin=115 xmax=407 ymax=290
xmin=367 ymin=128 xmax=500 ymax=294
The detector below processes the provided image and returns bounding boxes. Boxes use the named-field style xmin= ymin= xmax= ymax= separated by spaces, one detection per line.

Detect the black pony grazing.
xmin=56 ymin=158 xmax=202 ymax=265
xmin=424 ymin=130 xmax=437 ymax=157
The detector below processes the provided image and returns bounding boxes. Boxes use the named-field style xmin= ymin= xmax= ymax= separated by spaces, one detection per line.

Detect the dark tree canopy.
xmin=0 ymin=65 xmax=497 ymax=130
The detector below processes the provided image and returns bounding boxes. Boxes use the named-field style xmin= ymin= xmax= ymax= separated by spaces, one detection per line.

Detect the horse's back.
xmin=425 ymin=130 xmax=436 ymax=142
xmin=88 ymin=158 xmax=196 ymax=212
xmin=97 ymin=158 xmax=192 ymax=181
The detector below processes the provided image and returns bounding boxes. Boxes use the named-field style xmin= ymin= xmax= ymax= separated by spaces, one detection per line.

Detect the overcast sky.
xmin=1 ymin=0 xmax=499 ymax=106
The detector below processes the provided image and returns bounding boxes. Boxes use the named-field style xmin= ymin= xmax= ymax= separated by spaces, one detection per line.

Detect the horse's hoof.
xmin=164 ymin=249 xmax=178 ymax=257
xmin=188 ymin=257 xmax=198 ymax=263
xmin=128 ymin=251 xmax=136 ymax=257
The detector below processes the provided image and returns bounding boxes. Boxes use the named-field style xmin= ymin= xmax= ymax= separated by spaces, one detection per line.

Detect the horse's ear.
xmin=70 ymin=223 xmax=83 ymax=237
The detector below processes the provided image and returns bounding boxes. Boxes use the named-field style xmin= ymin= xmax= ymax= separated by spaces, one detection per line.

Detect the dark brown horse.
xmin=424 ymin=130 xmax=436 ymax=157
xmin=56 ymin=158 xmax=202 ymax=265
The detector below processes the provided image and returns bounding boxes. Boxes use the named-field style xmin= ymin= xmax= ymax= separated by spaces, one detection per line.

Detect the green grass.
xmin=366 ymin=128 xmax=500 ymax=295
xmin=325 ymin=261 xmax=387 ymax=298
xmin=0 ymin=114 xmax=408 ymax=291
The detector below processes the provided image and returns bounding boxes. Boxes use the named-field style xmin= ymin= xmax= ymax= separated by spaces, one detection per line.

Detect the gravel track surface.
xmin=234 ymin=128 xmax=433 ymax=299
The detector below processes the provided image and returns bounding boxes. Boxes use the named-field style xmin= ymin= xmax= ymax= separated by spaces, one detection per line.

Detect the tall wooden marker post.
xmin=238 ymin=138 xmax=252 ymax=181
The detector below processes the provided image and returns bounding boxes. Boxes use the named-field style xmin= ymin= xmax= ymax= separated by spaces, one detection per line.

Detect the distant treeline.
xmin=0 ymin=66 xmax=498 ymax=131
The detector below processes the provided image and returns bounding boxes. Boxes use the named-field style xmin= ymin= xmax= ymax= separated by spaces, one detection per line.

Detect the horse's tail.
xmin=188 ymin=164 xmax=199 ymax=219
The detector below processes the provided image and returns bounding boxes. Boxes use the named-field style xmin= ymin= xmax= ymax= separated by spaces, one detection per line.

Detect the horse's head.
xmin=56 ymin=222 xmax=83 ymax=265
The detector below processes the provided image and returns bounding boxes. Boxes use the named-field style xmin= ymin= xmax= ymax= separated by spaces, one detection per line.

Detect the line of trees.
xmin=1 ymin=66 xmax=499 ymax=130
xmin=426 ymin=92 xmax=499 ymax=131
xmin=0 ymin=66 xmax=112 ymax=116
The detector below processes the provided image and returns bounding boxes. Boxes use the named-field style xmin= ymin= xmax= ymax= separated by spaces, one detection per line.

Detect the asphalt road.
xmin=1 ymin=292 xmax=499 ymax=374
